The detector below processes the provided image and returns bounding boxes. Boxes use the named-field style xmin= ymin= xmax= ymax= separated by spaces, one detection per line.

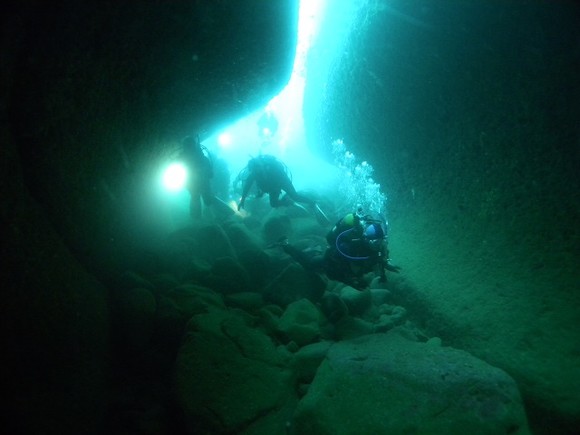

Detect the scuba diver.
xmin=179 ymin=135 xmax=215 ymax=219
xmin=274 ymin=207 xmax=401 ymax=290
xmin=325 ymin=209 xmax=401 ymax=287
xmin=235 ymin=154 xmax=317 ymax=211
xmin=180 ymin=135 xmax=236 ymax=220
xmin=257 ymin=108 xmax=279 ymax=141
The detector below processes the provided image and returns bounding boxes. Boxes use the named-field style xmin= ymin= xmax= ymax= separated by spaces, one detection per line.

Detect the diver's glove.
xmin=385 ymin=262 xmax=402 ymax=273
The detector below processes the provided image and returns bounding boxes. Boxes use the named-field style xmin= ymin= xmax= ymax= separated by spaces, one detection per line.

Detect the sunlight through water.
xmin=163 ymin=0 xmax=388 ymax=221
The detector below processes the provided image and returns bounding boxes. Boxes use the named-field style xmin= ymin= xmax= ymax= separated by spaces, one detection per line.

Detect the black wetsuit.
xmin=240 ymin=155 xmax=314 ymax=208
xmin=181 ymin=143 xmax=214 ymax=218
xmin=282 ymin=214 xmax=389 ymax=291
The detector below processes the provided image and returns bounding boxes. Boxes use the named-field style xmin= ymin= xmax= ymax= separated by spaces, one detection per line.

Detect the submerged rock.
xmin=292 ymin=332 xmax=530 ymax=434
xmin=224 ymin=291 xmax=265 ymax=311
xmin=278 ymin=298 xmax=324 ymax=346
xmin=175 ymin=309 xmax=297 ymax=434
xmin=263 ymin=263 xmax=320 ymax=307
xmin=291 ymin=341 xmax=333 ymax=383
xmin=208 ymin=256 xmax=251 ymax=294
xmin=339 ymin=285 xmax=372 ymax=315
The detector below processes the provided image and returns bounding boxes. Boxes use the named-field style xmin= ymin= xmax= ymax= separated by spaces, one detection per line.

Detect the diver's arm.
xmin=378 ymin=254 xmax=387 ymax=283
xmin=377 ymin=243 xmax=391 ymax=283
xmin=238 ymin=174 xmax=255 ymax=210
xmin=383 ymin=244 xmax=402 ymax=273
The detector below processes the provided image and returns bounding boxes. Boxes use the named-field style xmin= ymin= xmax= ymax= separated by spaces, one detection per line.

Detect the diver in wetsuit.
xmin=276 ymin=209 xmax=401 ymax=292
xmin=236 ymin=154 xmax=316 ymax=210
xmin=180 ymin=135 xmax=214 ymax=219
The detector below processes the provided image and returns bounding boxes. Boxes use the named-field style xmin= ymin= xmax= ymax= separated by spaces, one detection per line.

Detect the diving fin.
xmin=313 ymin=203 xmax=330 ymax=226
xmin=212 ymin=196 xmax=236 ymax=218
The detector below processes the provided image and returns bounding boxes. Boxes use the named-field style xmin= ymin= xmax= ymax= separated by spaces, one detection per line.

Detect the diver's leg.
xmin=201 ymin=184 xmax=214 ymax=207
xmin=269 ymin=189 xmax=282 ymax=207
xmin=281 ymin=178 xmax=315 ymax=205
xmin=289 ymin=191 xmax=315 ymax=205
xmin=280 ymin=178 xmax=328 ymax=224
xmin=323 ymin=249 xmax=364 ymax=289
xmin=190 ymin=194 xmax=202 ymax=219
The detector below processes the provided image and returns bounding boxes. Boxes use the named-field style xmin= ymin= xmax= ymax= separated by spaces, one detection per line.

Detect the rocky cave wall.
xmin=304 ymin=0 xmax=580 ymax=432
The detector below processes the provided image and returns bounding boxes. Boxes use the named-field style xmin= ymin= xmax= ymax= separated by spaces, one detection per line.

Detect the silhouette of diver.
xmin=180 ymin=135 xmax=214 ymax=219
xmin=179 ymin=135 xmax=235 ymax=220
xmin=257 ymin=109 xmax=279 ymax=140
xmin=236 ymin=154 xmax=317 ymax=211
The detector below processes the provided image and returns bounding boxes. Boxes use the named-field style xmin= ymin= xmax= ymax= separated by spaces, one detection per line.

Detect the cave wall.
xmin=2 ymin=1 xmax=298 ymax=433
xmin=304 ymin=0 xmax=580 ymax=431
xmin=309 ymin=0 xmax=579 ymax=237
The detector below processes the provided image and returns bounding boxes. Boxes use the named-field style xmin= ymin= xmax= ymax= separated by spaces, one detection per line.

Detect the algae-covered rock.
xmin=175 ymin=309 xmax=297 ymax=434
xmin=278 ymin=298 xmax=323 ymax=346
xmin=292 ymin=332 xmax=530 ymax=435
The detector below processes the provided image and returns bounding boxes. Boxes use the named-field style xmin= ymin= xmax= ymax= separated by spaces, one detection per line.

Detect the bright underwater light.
xmin=162 ymin=162 xmax=188 ymax=192
xmin=217 ymin=132 xmax=233 ymax=148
